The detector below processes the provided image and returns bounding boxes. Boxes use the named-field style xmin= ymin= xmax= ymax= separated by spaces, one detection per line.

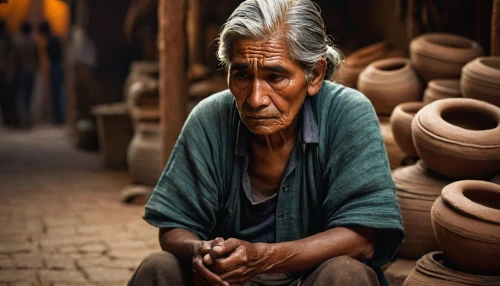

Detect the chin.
xmin=246 ymin=124 xmax=282 ymax=135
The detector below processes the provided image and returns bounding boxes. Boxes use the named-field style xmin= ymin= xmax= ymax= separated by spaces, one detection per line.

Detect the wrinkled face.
xmin=228 ymin=37 xmax=309 ymax=135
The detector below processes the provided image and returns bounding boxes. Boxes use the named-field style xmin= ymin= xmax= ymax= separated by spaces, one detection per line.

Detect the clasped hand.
xmin=192 ymin=237 xmax=267 ymax=286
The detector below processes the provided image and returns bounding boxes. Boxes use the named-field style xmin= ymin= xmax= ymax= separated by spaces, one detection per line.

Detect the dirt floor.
xmin=0 ymin=125 xmax=159 ymax=286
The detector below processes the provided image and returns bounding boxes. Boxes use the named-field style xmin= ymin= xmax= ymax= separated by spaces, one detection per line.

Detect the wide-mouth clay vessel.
xmin=423 ymin=79 xmax=461 ymax=105
xmin=410 ymin=33 xmax=483 ymax=82
xmin=431 ymin=180 xmax=500 ymax=275
xmin=403 ymin=252 xmax=500 ymax=285
xmin=412 ymin=98 xmax=500 ymax=179
xmin=390 ymin=102 xmax=425 ymax=158
xmin=461 ymin=57 xmax=500 ymax=107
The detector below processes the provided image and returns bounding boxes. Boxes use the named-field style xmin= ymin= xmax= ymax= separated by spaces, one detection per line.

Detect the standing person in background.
xmin=0 ymin=19 xmax=17 ymax=127
xmin=13 ymin=22 xmax=39 ymax=128
xmin=38 ymin=21 xmax=65 ymax=125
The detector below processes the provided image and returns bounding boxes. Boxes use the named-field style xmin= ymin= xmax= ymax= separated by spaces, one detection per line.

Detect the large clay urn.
xmin=412 ymin=98 xmax=500 ymax=179
xmin=431 ymin=181 xmax=500 ymax=275
xmin=379 ymin=116 xmax=407 ymax=169
xmin=392 ymin=161 xmax=454 ymax=259
xmin=461 ymin=57 xmax=500 ymax=107
xmin=127 ymin=123 xmax=163 ymax=187
xmin=423 ymin=79 xmax=461 ymax=105
xmin=410 ymin=33 xmax=483 ymax=82
xmin=390 ymin=102 xmax=424 ymax=158
xmin=403 ymin=252 xmax=500 ymax=286
xmin=358 ymin=58 xmax=423 ymax=115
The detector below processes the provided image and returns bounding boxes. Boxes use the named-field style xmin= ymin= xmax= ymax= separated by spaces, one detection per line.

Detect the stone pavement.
xmin=0 ymin=125 xmax=160 ymax=286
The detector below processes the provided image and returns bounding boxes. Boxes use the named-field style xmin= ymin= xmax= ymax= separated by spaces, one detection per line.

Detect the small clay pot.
xmin=393 ymin=161 xmax=454 ymax=259
xmin=124 ymin=61 xmax=159 ymax=96
xmin=358 ymin=58 xmax=423 ymax=115
xmin=390 ymin=102 xmax=424 ymax=157
xmin=423 ymin=79 xmax=461 ymax=105
xmin=410 ymin=33 xmax=484 ymax=82
xmin=379 ymin=116 xmax=407 ymax=169
xmin=431 ymin=181 xmax=500 ymax=275
xmin=403 ymin=252 xmax=500 ymax=285
xmin=130 ymin=106 xmax=160 ymax=127
xmin=127 ymin=123 xmax=163 ymax=186
xmin=126 ymin=76 xmax=159 ymax=108
xmin=412 ymin=98 xmax=500 ymax=179
xmin=461 ymin=57 xmax=500 ymax=107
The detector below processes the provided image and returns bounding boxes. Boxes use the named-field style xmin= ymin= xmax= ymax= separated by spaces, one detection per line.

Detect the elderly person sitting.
xmin=129 ymin=0 xmax=404 ymax=285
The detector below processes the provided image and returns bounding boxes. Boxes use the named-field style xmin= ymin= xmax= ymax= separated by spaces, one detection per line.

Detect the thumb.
xmin=211 ymin=238 xmax=240 ymax=258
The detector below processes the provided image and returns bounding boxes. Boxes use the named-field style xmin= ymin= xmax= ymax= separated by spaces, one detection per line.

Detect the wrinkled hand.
xmin=202 ymin=238 xmax=268 ymax=286
xmin=192 ymin=237 xmax=225 ymax=286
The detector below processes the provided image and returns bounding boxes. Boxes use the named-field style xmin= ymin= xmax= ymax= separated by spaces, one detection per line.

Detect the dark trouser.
xmin=50 ymin=62 xmax=65 ymax=125
xmin=16 ymin=72 xmax=35 ymax=127
xmin=128 ymin=251 xmax=379 ymax=286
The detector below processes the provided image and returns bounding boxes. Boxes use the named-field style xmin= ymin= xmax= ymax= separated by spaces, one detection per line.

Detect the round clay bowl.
xmin=431 ymin=181 xmax=500 ymax=275
xmin=390 ymin=102 xmax=424 ymax=157
xmin=379 ymin=116 xmax=407 ymax=169
xmin=423 ymin=79 xmax=461 ymax=105
xmin=403 ymin=252 xmax=500 ymax=285
xmin=358 ymin=58 xmax=423 ymax=115
xmin=412 ymin=98 xmax=500 ymax=179
xmin=410 ymin=33 xmax=484 ymax=82
xmin=461 ymin=57 xmax=500 ymax=107
xmin=393 ymin=161 xmax=454 ymax=259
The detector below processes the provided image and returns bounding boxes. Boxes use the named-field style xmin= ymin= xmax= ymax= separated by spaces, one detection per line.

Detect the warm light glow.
xmin=43 ymin=0 xmax=69 ymax=38
xmin=0 ymin=0 xmax=30 ymax=33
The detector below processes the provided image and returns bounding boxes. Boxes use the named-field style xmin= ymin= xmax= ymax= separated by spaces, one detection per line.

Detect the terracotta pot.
xmin=461 ymin=57 xmax=500 ymax=107
xmin=403 ymin=252 xmax=500 ymax=286
xmin=91 ymin=103 xmax=133 ymax=170
xmin=130 ymin=106 xmax=160 ymax=127
xmin=358 ymin=58 xmax=423 ymax=115
xmin=431 ymin=181 xmax=500 ymax=275
xmin=412 ymin=98 xmax=500 ymax=179
xmin=126 ymin=75 xmax=159 ymax=108
xmin=393 ymin=161 xmax=454 ymax=259
xmin=127 ymin=123 xmax=163 ymax=186
xmin=124 ymin=61 xmax=159 ymax=96
xmin=379 ymin=116 xmax=408 ymax=169
xmin=423 ymin=79 xmax=461 ymax=105
xmin=410 ymin=33 xmax=484 ymax=82
xmin=390 ymin=102 xmax=424 ymax=157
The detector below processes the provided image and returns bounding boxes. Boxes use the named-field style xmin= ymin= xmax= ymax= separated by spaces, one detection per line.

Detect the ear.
xmin=307 ymin=58 xmax=327 ymax=96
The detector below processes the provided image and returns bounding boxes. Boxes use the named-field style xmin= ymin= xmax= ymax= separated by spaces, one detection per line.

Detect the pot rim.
xmin=442 ymin=180 xmax=500 ymax=224
xmin=427 ymin=79 xmax=461 ymax=95
xmin=415 ymin=98 xmax=500 ymax=148
xmin=391 ymin=101 xmax=425 ymax=122
xmin=359 ymin=58 xmax=419 ymax=85
xmin=344 ymin=42 xmax=388 ymax=67
xmin=462 ymin=57 xmax=500 ymax=85
xmin=410 ymin=33 xmax=483 ymax=63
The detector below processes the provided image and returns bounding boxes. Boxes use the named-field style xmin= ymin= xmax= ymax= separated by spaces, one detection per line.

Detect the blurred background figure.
xmin=0 ymin=18 xmax=18 ymax=127
xmin=39 ymin=20 xmax=64 ymax=125
xmin=13 ymin=22 xmax=39 ymax=128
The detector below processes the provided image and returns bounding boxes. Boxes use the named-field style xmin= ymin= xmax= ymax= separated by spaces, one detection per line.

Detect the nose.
xmin=246 ymin=78 xmax=271 ymax=108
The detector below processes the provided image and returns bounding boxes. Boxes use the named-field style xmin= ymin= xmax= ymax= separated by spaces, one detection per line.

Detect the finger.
xmin=192 ymin=257 xmax=222 ymax=285
xmin=218 ymin=266 xmax=249 ymax=285
xmin=198 ymin=242 xmax=212 ymax=256
xmin=212 ymin=237 xmax=224 ymax=247
xmin=203 ymin=253 xmax=215 ymax=266
xmin=211 ymin=238 xmax=241 ymax=258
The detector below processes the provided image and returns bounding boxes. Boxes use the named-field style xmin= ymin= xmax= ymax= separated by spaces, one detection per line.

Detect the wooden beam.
xmin=158 ymin=0 xmax=188 ymax=165
xmin=493 ymin=0 xmax=500 ymax=56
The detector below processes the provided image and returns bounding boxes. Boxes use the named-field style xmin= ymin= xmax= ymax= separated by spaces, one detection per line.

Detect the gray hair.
xmin=217 ymin=0 xmax=342 ymax=83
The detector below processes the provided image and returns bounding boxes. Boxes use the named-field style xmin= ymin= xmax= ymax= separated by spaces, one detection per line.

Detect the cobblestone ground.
xmin=0 ymin=125 xmax=159 ymax=286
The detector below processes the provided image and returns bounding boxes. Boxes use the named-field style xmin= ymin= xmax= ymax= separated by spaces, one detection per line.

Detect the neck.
xmin=252 ymin=115 xmax=300 ymax=151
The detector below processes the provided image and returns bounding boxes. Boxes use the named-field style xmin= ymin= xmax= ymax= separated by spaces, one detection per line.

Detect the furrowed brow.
xmin=230 ymin=63 xmax=249 ymax=71
xmin=261 ymin=65 xmax=290 ymax=74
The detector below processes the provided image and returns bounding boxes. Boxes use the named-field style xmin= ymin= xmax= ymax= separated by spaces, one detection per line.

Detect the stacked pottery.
xmin=332 ymin=42 xmax=406 ymax=88
xmin=410 ymin=33 xmax=483 ymax=82
xmin=358 ymin=58 xmax=423 ymax=116
xmin=390 ymin=102 xmax=424 ymax=158
xmin=378 ymin=116 xmax=408 ymax=169
xmin=124 ymin=61 xmax=160 ymax=96
xmin=423 ymin=79 xmax=461 ymax=105
xmin=431 ymin=181 xmax=500 ymax=275
xmin=412 ymin=98 xmax=500 ymax=179
xmin=461 ymin=57 xmax=500 ymax=107
xmin=403 ymin=252 xmax=500 ymax=285
xmin=392 ymin=161 xmax=454 ymax=259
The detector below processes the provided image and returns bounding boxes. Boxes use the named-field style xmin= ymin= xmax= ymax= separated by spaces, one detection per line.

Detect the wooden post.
xmin=492 ymin=0 xmax=500 ymax=56
xmin=158 ymin=0 xmax=188 ymax=166
xmin=187 ymin=0 xmax=203 ymax=66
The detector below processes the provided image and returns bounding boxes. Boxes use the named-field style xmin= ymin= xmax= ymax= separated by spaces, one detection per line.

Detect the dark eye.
xmin=235 ymin=72 xmax=249 ymax=80
xmin=269 ymin=74 xmax=284 ymax=82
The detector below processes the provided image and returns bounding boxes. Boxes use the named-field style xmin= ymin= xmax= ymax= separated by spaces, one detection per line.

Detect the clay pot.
xmin=390 ymin=102 xmax=424 ymax=157
xmin=358 ymin=58 xmax=423 ymax=115
xmin=423 ymin=79 xmax=461 ymax=105
xmin=410 ymin=33 xmax=484 ymax=82
xmin=412 ymin=98 xmax=500 ymax=179
xmin=124 ymin=61 xmax=159 ymax=96
xmin=127 ymin=123 xmax=163 ymax=186
xmin=91 ymin=103 xmax=133 ymax=170
xmin=130 ymin=106 xmax=160 ymax=127
xmin=461 ymin=57 xmax=500 ymax=107
xmin=431 ymin=181 xmax=500 ymax=275
xmin=404 ymin=252 xmax=500 ymax=285
xmin=379 ymin=116 xmax=408 ymax=169
xmin=392 ymin=161 xmax=454 ymax=259
xmin=126 ymin=76 xmax=159 ymax=108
